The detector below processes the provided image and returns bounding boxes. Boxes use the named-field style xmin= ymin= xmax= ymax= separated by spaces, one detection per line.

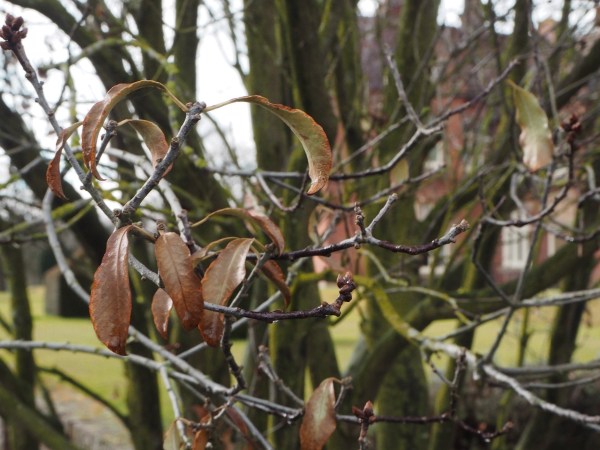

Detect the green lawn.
xmin=0 ymin=286 xmax=146 ymax=423
xmin=2 ymin=284 xmax=600 ymax=429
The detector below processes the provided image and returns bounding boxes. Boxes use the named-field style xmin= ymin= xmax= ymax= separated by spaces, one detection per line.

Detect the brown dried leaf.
xmin=193 ymin=208 xmax=285 ymax=254
xmin=260 ymin=260 xmax=291 ymax=308
xmin=89 ymin=225 xmax=133 ymax=355
xmin=120 ymin=118 xmax=173 ymax=175
xmin=192 ymin=412 xmax=213 ymax=450
xmin=82 ymin=80 xmax=186 ymax=179
xmin=225 ymin=407 xmax=254 ymax=450
xmin=190 ymin=237 xmax=240 ymax=267
xmin=205 ymin=95 xmax=332 ymax=195
xmin=155 ymin=232 xmax=203 ymax=330
xmin=46 ymin=121 xmax=83 ymax=200
xmin=47 ymin=147 xmax=67 ymax=199
xmin=151 ymin=288 xmax=173 ymax=340
xmin=200 ymin=238 xmax=253 ymax=346
xmin=192 ymin=430 xmax=208 ymax=450
xmin=300 ymin=377 xmax=338 ymax=450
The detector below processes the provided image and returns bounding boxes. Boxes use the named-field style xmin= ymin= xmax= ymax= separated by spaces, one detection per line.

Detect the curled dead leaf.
xmin=82 ymin=80 xmax=186 ymax=179
xmin=260 ymin=260 xmax=291 ymax=308
xmin=46 ymin=121 xmax=83 ymax=200
xmin=193 ymin=208 xmax=285 ymax=254
xmin=205 ymin=96 xmax=332 ymax=195
xmin=119 ymin=118 xmax=173 ymax=175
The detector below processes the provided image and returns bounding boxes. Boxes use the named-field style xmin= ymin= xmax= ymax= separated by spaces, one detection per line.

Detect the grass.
xmin=0 ymin=286 xmax=129 ymax=415
xmin=2 ymin=284 xmax=600 ymax=429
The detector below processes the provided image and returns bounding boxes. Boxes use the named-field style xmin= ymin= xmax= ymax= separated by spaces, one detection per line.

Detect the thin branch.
xmin=498 ymin=360 xmax=600 ymax=377
xmin=257 ymin=345 xmax=304 ymax=407
xmin=384 ymin=46 xmax=423 ymax=129
xmin=159 ymin=366 xmax=190 ymax=449
xmin=265 ymin=167 xmax=441 ymax=212
xmin=222 ymin=317 xmax=246 ymax=394
xmin=2 ymin=17 xmax=115 ymax=221
xmin=39 ymin=366 xmax=130 ymax=428
xmin=522 ymin=373 xmax=600 ymax=390
xmin=269 ymin=201 xmax=469 ymax=261
xmin=233 ymin=393 xmax=302 ymax=421
xmin=421 ymin=339 xmax=600 ymax=430
xmin=121 ymin=101 xmax=206 ymax=218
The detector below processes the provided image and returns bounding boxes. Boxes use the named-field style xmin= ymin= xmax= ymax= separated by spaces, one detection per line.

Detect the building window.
xmin=501 ymin=218 xmax=532 ymax=270
xmin=424 ymin=141 xmax=445 ymax=172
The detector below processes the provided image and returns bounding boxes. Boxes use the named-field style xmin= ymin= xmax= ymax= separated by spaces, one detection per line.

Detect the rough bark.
xmin=354 ymin=2 xmax=440 ymax=448
xmin=173 ymin=0 xmax=200 ymax=100
xmin=134 ymin=0 xmax=167 ymax=82
xmin=0 ymin=242 xmax=38 ymax=450
xmin=243 ymin=0 xmax=292 ymax=171
xmin=504 ymin=0 xmax=531 ymax=84
xmin=253 ymin=2 xmax=341 ymax=447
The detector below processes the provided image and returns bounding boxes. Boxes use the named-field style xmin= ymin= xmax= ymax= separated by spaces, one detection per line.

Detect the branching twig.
xmin=269 ymin=198 xmax=469 ymax=261
xmin=121 ymin=101 xmax=206 ymax=220
xmin=257 ymin=345 xmax=304 ymax=407
xmin=1 ymin=14 xmax=115 ymax=221
xmin=421 ymin=339 xmax=600 ymax=430
xmin=222 ymin=317 xmax=246 ymax=394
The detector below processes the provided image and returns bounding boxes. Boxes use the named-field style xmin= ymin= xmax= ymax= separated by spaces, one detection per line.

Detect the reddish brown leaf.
xmin=89 ymin=225 xmax=133 ymax=355
xmin=82 ymin=80 xmax=186 ymax=179
xmin=151 ymin=288 xmax=173 ymax=340
xmin=46 ymin=121 xmax=83 ymax=200
xmin=300 ymin=377 xmax=338 ymax=450
xmin=192 ymin=414 xmax=212 ymax=450
xmin=205 ymin=95 xmax=332 ymax=195
xmin=46 ymin=146 xmax=66 ymax=199
xmin=192 ymin=430 xmax=208 ymax=450
xmin=260 ymin=260 xmax=291 ymax=308
xmin=120 ymin=118 xmax=173 ymax=175
xmin=193 ymin=208 xmax=285 ymax=254
xmin=200 ymin=238 xmax=253 ymax=347
xmin=155 ymin=232 xmax=204 ymax=330
xmin=225 ymin=407 xmax=254 ymax=450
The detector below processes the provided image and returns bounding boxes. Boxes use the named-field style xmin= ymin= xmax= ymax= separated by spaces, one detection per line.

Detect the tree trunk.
xmin=0 ymin=242 xmax=38 ymax=450
xmin=125 ymin=253 xmax=165 ymax=450
xmin=0 ymin=380 xmax=81 ymax=450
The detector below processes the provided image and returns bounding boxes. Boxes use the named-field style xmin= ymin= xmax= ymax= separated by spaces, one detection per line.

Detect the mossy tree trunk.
xmin=0 ymin=242 xmax=38 ymax=450
xmin=272 ymin=2 xmax=341 ymax=446
xmin=357 ymin=2 xmax=440 ymax=448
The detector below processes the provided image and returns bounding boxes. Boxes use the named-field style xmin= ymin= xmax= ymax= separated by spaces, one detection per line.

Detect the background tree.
xmin=2 ymin=1 xmax=600 ymax=449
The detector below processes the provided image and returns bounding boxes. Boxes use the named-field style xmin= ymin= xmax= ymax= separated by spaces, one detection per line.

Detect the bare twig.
xmin=121 ymin=101 xmax=206 ymax=219
xmin=257 ymin=345 xmax=304 ymax=407
xmin=159 ymin=366 xmax=191 ymax=448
